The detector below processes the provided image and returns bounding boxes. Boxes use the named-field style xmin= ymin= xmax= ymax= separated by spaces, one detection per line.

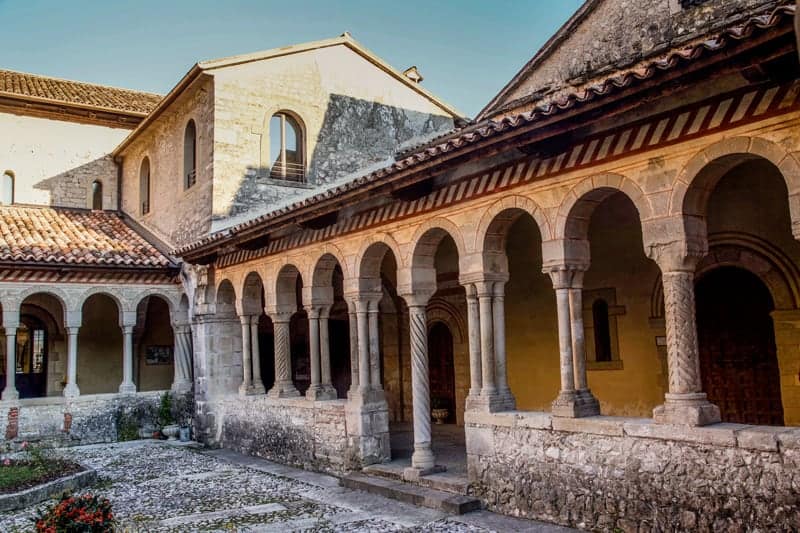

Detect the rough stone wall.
xmin=217 ymin=396 xmax=355 ymax=473
xmin=0 ymin=111 xmax=125 ymax=209
xmin=209 ymin=44 xmax=454 ymax=230
xmin=119 ymin=77 xmax=214 ymax=248
xmin=491 ymin=0 xmax=778 ymax=118
xmin=466 ymin=412 xmax=800 ymax=531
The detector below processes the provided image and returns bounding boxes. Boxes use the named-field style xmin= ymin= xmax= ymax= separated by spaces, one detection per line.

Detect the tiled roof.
xmin=0 ymin=205 xmax=174 ymax=268
xmin=175 ymin=2 xmax=796 ymax=257
xmin=0 ymin=69 xmax=162 ymax=116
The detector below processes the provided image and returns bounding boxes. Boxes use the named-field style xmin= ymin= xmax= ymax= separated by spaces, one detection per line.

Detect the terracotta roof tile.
xmin=0 ymin=69 xmax=162 ymax=116
xmin=0 ymin=205 xmax=174 ymax=268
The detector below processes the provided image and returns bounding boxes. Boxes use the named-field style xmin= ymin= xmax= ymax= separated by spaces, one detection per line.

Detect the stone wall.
xmin=0 ymin=111 xmax=125 ymax=209
xmin=0 ymin=391 xmax=191 ymax=446
xmin=466 ymin=411 xmax=800 ymax=531
xmin=215 ymin=396 xmax=356 ymax=473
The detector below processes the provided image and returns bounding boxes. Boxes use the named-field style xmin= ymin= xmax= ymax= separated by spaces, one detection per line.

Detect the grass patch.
xmin=0 ymin=459 xmax=82 ymax=494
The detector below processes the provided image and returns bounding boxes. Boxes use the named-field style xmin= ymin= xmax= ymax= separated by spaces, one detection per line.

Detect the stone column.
xmin=492 ymin=281 xmax=515 ymax=410
xmin=2 ymin=324 xmax=18 ymax=401
xmin=652 ymin=253 xmax=720 ymax=426
xmin=548 ymin=268 xmax=577 ymax=416
xmin=171 ymin=325 xmax=192 ymax=394
xmin=306 ymin=307 xmax=323 ymax=399
xmin=63 ymin=326 xmax=80 ymax=398
xmin=250 ymin=316 xmax=266 ymax=394
xmin=267 ymin=313 xmax=299 ymax=398
xmin=407 ymin=301 xmax=435 ymax=471
xmin=568 ymin=271 xmax=600 ymax=416
xmin=119 ymin=325 xmax=136 ymax=394
xmin=318 ymin=308 xmax=337 ymax=399
xmin=356 ymin=300 xmax=371 ymax=395
xmin=238 ymin=315 xmax=252 ymax=396
xmin=477 ymin=282 xmax=497 ymax=399
xmin=465 ymin=284 xmax=482 ymax=404
xmin=347 ymin=300 xmax=359 ymax=396
xmin=368 ymin=300 xmax=382 ymax=391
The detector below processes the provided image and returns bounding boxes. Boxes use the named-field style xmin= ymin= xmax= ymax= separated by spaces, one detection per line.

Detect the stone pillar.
xmin=477 ymin=282 xmax=496 ymax=399
xmin=407 ymin=301 xmax=436 ymax=471
xmin=465 ymin=284 xmax=482 ymax=405
xmin=652 ymin=256 xmax=720 ymax=426
xmin=171 ymin=325 xmax=193 ymax=394
xmin=119 ymin=325 xmax=136 ymax=394
xmin=356 ymin=300 xmax=371 ymax=394
xmin=548 ymin=268 xmax=577 ymax=416
xmin=368 ymin=300 xmax=382 ymax=391
xmin=347 ymin=300 xmax=359 ymax=396
xmin=492 ymin=281 xmax=516 ymax=410
xmin=63 ymin=326 xmax=80 ymax=398
xmin=568 ymin=272 xmax=600 ymax=415
xmin=319 ymin=308 xmax=337 ymax=398
xmin=250 ymin=315 xmax=266 ymax=394
xmin=2 ymin=324 xmax=18 ymax=401
xmin=267 ymin=313 xmax=299 ymax=398
xmin=306 ymin=307 xmax=322 ymax=399
xmin=238 ymin=315 xmax=252 ymax=396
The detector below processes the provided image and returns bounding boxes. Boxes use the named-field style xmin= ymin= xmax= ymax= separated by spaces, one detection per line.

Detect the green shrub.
xmin=157 ymin=392 xmax=174 ymax=428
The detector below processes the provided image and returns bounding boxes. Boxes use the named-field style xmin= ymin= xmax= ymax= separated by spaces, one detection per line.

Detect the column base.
xmin=170 ymin=381 xmax=191 ymax=395
xmin=250 ymin=382 xmax=267 ymax=395
xmin=63 ymin=383 xmax=80 ymax=399
xmin=469 ymin=390 xmax=516 ymax=412
xmin=551 ymin=389 xmax=599 ymax=418
xmin=119 ymin=382 xmax=137 ymax=395
xmin=411 ymin=445 xmax=435 ymax=470
xmin=305 ymin=384 xmax=337 ymax=401
xmin=403 ymin=464 xmax=446 ymax=482
xmin=267 ymin=381 xmax=300 ymax=399
xmin=347 ymin=388 xmax=385 ymax=405
xmin=653 ymin=392 xmax=721 ymax=426
xmin=1 ymin=388 xmax=19 ymax=402
xmin=238 ymin=383 xmax=253 ymax=397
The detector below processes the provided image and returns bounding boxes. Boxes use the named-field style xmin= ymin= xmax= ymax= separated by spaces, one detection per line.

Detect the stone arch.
xmin=239 ymin=271 xmax=265 ymax=316
xmin=356 ymin=235 xmax=402 ymax=295
xmin=650 ymin=232 xmax=800 ymax=318
xmin=78 ymin=287 xmax=124 ymax=316
xmin=131 ymin=289 xmax=178 ymax=315
xmin=407 ymin=222 xmax=465 ymax=296
xmin=309 ymin=253 xmax=345 ymax=307
xmin=555 ymin=173 xmax=653 ymax=240
xmin=426 ymin=299 xmax=466 ymax=344
xmin=16 ymin=286 xmax=72 ymax=323
xmin=669 ymin=136 xmax=800 ymax=223
xmin=306 ymin=243 xmax=350 ymax=283
xmin=475 ymin=195 xmax=550 ymax=275
xmin=275 ymin=264 xmax=303 ymax=312
xmin=215 ymin=279 xmax=237 ymax=317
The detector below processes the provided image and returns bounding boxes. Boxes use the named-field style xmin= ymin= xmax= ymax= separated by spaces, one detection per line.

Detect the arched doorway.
xmin=15 ymin=315 xmax=48 ymax=398
xmin=696 ymin=266 xmax=784 ymax=425
xmin=428 ymin=321 xmax=456 ymax=424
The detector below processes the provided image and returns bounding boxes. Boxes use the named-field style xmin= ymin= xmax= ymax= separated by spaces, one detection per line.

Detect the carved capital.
xmin=648 ymin=241 xmax=704 ymax=273
xmin=544 ymin=264 xmax=586 ymax=290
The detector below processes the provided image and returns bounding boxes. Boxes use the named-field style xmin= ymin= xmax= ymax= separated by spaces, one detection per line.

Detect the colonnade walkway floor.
xmin=0 ymin=439 xmax=576 ymax=532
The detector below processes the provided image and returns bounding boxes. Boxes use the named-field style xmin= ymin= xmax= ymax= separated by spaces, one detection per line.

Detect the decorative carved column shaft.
xmin=408 ymin=304 xmax=435 ymax=470
xmin=64 ymin=326 xmax=80 ymax=398
xmin=119 ymin=325 xmax=136 ymax=394
xmin=2 ymin=326 xmax=18 ymax=401
xmin=267 ymin=315 xmax=299 ymax=398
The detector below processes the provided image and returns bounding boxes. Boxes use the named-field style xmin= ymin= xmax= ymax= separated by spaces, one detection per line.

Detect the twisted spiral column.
xmin=408 ymin=304 xmax=434 ymax=469
xmin=663 ymin=271 xmax=703 ymax=395
xmin=267 ymin=314 xmax=299 ymax=398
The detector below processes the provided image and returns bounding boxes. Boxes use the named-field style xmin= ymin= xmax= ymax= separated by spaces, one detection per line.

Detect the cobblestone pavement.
xmin=0 ymin=440 xmax=575 ymax=532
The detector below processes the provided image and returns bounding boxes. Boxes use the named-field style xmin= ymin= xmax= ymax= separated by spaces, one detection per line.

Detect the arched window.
xmin=184 ymin=120 xmax=197 ymax=189
xmin=269 ymin=112 xmax=304 ymax=182
xmin=1 ymin=171 xmax=14 ymax=205
xmin=91 ymin=180 xmax=103 ymax=210
xmin=140 ymin=157 xmax=151 ymax=215
xmin=592 ymin=299 xmax=612 ymax=363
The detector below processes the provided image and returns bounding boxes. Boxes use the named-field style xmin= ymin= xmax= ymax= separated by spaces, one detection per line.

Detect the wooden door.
xmin=696 ymin=266 xmax=784 ymax=426
xmin=428 ymin=322 xmax=456 ymax=424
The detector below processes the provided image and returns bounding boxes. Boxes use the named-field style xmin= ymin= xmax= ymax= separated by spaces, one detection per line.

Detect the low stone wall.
xmin=466 ymin=411 xmax=800 ymax=531
xmin=0 ymin=391 xmax=193 ymax=446
xmin=216 ymin=396 xmax=356 ymax=474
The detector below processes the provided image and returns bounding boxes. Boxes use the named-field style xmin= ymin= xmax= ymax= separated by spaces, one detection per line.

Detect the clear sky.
xmin=0 ymin=0 xmax=582 ymax=118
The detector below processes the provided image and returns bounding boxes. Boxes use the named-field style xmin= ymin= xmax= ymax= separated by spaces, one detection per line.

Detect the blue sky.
xmin=0 ymin=0 xmax=582 ymax=117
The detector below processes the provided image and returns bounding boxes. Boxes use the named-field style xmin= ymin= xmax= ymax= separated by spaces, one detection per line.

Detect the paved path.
xmin=0 ymin=440 xmax=576 ymax=532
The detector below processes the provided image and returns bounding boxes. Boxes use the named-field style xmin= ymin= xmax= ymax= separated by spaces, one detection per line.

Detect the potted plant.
xmin=431 ymin=396 xmax=449 ymax=425
xmin=157 ymin=392 xmax=179 ymax=440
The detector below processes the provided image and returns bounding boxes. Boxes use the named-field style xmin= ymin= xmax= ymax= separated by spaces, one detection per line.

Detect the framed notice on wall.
xmin=145 ymin=346 xmax=173 ymax=366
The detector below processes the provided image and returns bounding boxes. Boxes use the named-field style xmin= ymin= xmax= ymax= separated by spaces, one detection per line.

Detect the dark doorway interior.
xmin=428 ymin=321 xmax=456 ymax=424
xmin=696 ymin=266 xmax=784 ymax=426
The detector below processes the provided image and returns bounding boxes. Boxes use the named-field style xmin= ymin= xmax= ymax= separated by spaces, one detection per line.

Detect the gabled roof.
xmin=113 ymin=33 xmax=463 ymax=155
xmin=0 ymin=69 xmax=162 ymax=117
xmin=0 ymin=205 xmax=175 ymax=269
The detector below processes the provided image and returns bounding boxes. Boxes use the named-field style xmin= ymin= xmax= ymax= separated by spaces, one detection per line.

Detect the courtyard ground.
xmin=0 ymin=440 xmax=574 ymax=532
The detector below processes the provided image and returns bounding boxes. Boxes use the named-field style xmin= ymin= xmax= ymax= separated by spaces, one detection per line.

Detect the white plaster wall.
xmin=0 ymin=111 xmax=128 ymax=208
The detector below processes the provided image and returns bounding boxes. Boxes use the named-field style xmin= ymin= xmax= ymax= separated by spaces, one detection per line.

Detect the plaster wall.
xmin=0 ymin=111 xmax=125 ymax=209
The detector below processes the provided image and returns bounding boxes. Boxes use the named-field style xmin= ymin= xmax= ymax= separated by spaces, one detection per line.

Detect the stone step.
xmin=340 ymin=473 xmax=481 ymax=515
xmin=362 ymin=463 xmax=470 ymax=495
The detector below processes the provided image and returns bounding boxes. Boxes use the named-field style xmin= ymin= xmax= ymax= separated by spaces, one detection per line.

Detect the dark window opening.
xmin=91 ymin=180 xmax=103 ymax=210
xmin=184 ymin=120 xmax=197 ymax=189
xmin=592 ymin=299 xmax=612 ymax=362
xmin=270 ymin=112 xmax=305 ymax=182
